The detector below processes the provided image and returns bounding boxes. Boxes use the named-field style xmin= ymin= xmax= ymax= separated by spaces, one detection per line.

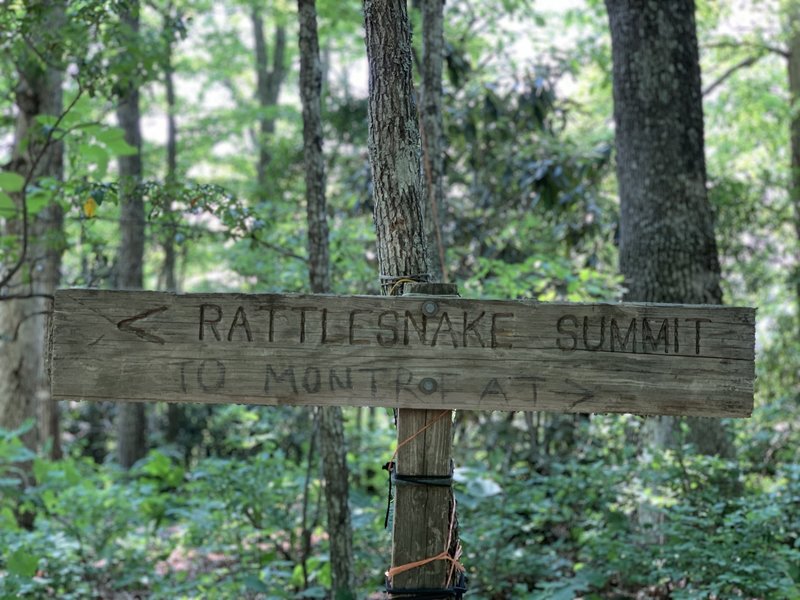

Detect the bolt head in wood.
xmin=419 ymin=377 xmax=438 ymax=394
xmin=421 ymin=301 xmax=438 ymax=317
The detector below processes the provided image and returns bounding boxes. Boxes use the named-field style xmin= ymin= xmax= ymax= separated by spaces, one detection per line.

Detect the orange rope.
xmin=391 ymin=409 xmax=451 ymax=462
xmin=386 ymin=549 xmax=463 ymax=581
xmin=385 ymin=491 xmax=464 ymax=583
xmin=445 ymin=495 xmax=464 ymax=587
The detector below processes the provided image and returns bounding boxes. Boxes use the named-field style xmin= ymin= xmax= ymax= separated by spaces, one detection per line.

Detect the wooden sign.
xmin=49 ymin=289 xmax=755 ymax=417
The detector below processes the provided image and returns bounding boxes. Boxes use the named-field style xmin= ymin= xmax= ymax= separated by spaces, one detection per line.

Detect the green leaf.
xmin=94 ymin=126 xmax=126 ymax=144
xmin=3 ymin=418 xmax=35 ymax=441
xmin=0 ymin=171 xmax=25 ymax=192
xmin=35 ymin=114 xmax=59 ymax=128
xmin=60 ymin=96 xmax=93 ymax=128
xmin=105 ymin=138 xmax=137 ymax=156
xmin=138 ymin=450 xmax=185 ymax=487
xmin=0 ymin=192 xmax=15 ymax=215
xmin=92 ymin=127 xmax=137 ymax=156
xmin=78 ymin=143 xmax=109 ymax=166
xmin=90 ymin=187 xmax=105 ymax=205
xmin=243 ymin=575 xmax=269 ymax=593
xmin=0 ymin=507 xmax=18 ymax=532
xmin=290 ymin=563 xmax=304 ymax=588
xmin=32 ymin=458 xmax=49 ymax=484
xmin=7 ymin=548 xmax=38 ymax=578
xmin=26 ymin=192 xmax=50 ymax=216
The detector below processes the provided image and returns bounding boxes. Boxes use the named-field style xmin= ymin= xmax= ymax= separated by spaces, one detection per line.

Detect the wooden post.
xmin=390 ymin=282 xmax=461 ymax=592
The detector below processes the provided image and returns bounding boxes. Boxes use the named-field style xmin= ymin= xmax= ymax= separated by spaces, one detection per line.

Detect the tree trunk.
xmin=607 ymin=0 xmax=722 ymax=306
xmin=365 ymin=3 xmax=429 ymax=282
xmin=419 ymin=0 xmax=447 ymax=282
xmin=162 ymin=18 xmax=186 ymax=446
xmin=318 ymin=407 xmax=355 ymax=599
xmin=364 ymin=0 xmax=458 ymax=591
xmin=116 ymin=1 xmax=147 ymax=469
xmin=298 ymin=1 xmax=355 ymax=597
xmin=788 ymin=5 xmax=800 ymax=337
xmin=0 ymin=1 xmax=65 ymax=460
xmin=605 ymin=0 xmax=734 ymax=459
xmin=252 ymin=9 xmax=286 ymax=202
xmin=163 ymin=26 xmax=178 ymax=293
xmin=299 ymin=0 xmax=330 ymax=297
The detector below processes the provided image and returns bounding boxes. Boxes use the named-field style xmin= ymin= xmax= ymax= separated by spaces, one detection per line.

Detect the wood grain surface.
xmin=49 ymin=289 xmax=755 ymax=417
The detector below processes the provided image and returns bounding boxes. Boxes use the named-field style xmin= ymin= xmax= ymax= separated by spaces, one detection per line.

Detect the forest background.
xmin=1 ymin=0 xmax=799 ymax=598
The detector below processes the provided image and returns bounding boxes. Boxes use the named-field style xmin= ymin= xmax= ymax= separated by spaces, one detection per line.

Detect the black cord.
xmin=383 ymin=460 xmax=455 ymax=529
xmin=385 ymin=572 xmax=467 ymax=599
xmin=383 ymin=461 xmax=394 ymax=529
xmin=393 ymin=472 xmax=453 ymax=487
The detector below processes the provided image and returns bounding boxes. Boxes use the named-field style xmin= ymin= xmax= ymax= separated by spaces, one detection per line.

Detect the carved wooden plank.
xmin=49 ymin=289 xmax=755 ymax=417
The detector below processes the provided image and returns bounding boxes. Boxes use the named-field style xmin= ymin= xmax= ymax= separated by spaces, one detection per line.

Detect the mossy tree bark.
xmin=605 ymin=0 xmax=734 ymax=458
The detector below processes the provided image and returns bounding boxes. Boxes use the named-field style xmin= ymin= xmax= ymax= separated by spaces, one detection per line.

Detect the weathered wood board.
xmin=49 ymin=289 xmax=755 ymax=417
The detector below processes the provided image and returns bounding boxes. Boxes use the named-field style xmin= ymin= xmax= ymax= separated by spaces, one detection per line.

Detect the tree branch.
xmin=704 ymin=39 xmax=789 ymax=59
xmin=703 ymin=54 xmax=765 ymax=96
xmin=703 ymin=55 xmax=765 ymax=96
xmin=5 ymin=310 xmax=52 ymax=342
xmin=0 ymin=294 xmax=55 ymax=302
xmin=250 ymin=235 xmax=307 ymax=262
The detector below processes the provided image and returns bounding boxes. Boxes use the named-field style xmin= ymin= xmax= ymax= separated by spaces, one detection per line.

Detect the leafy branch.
xmin=0 ymin=84 xmax=85 ymax=293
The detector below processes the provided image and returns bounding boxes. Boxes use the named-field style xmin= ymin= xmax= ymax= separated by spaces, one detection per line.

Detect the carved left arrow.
xmin=116 ymin=306 xmax=169 ymax=344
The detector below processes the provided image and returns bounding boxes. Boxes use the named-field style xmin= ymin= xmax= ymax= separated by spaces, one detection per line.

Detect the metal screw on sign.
xmin=419 ymin=377 xmax=438 ymax=394
xmin=421 ymin=301 xmax=438 ymax=317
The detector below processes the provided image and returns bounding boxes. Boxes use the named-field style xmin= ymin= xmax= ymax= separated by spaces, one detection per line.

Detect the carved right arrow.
xmin=565 ymin=378 xmax=595 ymax=408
